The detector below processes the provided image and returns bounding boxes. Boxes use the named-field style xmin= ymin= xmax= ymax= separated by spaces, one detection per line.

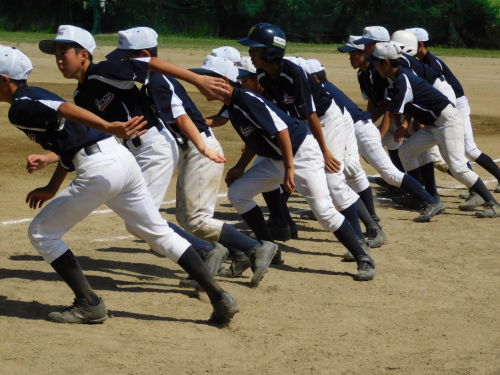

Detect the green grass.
xmin=1 ymin=30 xmax=500 ymax=58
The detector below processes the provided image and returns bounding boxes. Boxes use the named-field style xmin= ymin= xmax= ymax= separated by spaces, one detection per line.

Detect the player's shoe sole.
xmin=47 ymin=298 xmax=107 ymax=324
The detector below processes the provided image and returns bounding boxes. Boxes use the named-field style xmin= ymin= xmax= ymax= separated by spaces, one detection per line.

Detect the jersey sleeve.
xmin=148 ymin=75 xmax=186 ymax=121
xmin=217 ymin=104 xmax=230 ymax=119
xmin=9 ymin=96 xmax=64 ymax=131
xmin=92 ymin=58 xmax=151 ymax=84
xmin=386 ymin=76 xmax=413 ymax=114
xmin=241 ymin=91 xmax=288 ymax=136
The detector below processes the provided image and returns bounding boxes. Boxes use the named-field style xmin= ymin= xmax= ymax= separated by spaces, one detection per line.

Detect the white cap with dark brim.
xmin=354 ymin=26 xmax=390 ymax=45
xmin=106 ymin=27 xmax=158 ymax=61
xmin=405 ymin=28 xmax=429 ymax=42
xmin=364 ymin=42 xmax=403 ymax=62
xmin=190 ymin=55 xmax=238 ymax=83
xmin=39 ymin=25 xmax=96 ymax=55
xmin=0 ymin=46 xmax=33 ymax=80
xmin=338 ymin=35 xmax=365 ymax=53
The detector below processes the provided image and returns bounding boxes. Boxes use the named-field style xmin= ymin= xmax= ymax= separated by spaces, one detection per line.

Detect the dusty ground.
xmin=0 ymin=42 xmax=499 ymax=375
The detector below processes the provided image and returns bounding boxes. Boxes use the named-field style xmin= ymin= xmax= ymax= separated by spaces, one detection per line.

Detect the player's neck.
xmin=388 ymin=66 xmax=399 ymax=80
xmin=359 ymin=62 xmax=369 ymax=72
xmin=416 ymin=48 xmax=428 ymax=60
xmin=263 ymin=61 xmax=280 ymax=80
xmin=76 ymin=60 xmax=91 ymax=84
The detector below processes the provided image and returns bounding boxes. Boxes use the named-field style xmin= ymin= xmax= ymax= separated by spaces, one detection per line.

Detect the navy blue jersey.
xmin=257 ymin=59 xmax=332 ymax=120
xmin=421 ymin=51 xmax=465 ymax=98
xmin=357 ymin=63 xmax=389 ymax=107
xmin=227 ymin=87 xmax=307 ymax=159
xmin=321 ymin=80 xmax=371 ymax=123
xmin=386 ymin=68 xmax=452 ymax=125
xmin=142 ymin=72 xmax=210 ymax=145
xmin=74 ymin=58 xmax=162 ymax=131
xmin=400 ymin=53 xmax=441 ymax=84
xmin=9 ymin=85 xmax=109 ymax=171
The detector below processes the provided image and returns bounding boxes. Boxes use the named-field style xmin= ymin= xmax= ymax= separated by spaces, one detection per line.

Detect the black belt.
xmin=179 ymin=129 xmax=211 ymax=151
xmin=84 ymin=143 xmax=101 ymax=156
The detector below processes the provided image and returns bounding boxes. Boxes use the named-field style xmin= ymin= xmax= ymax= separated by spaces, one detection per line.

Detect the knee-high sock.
xmin=51 ymin=249 xmax=100 ymax=306
xmin=262 ymin=188 xmax=287 ymax=228
xmin=419 ymin=162 xmax=439 ymax=198
xmin=240 ymin=206 xmax=274 ymax=242
xmin=470 ymin=178 xmax=499 ymax=204
xmin=475 ymin=153 xmax=500 ymax=182
xmin=389 ymin=149 xmax=405 ymax=173
xmin=340 ymin=203 xmax=365 ymax=240
xmin=354 ymin=198 xmax=378 ymax=229
xmin=333 ymin=219 xmax=368 ymax=259
xmin=358 ymin=187 xmax=379 ymax=220
xmin=401 ymin=174 xmax=437 ymax=204
xmin=168 ymin=222 xmax=215 ymax=253
xmin=219 ymin=223 xmax=260 ymax=252
xmin=177 ymin=246 xmax=224 ymax=304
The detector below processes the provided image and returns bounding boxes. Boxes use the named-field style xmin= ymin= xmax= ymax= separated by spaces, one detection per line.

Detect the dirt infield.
xmin=0 ymin=43 xmax=499 ymax=375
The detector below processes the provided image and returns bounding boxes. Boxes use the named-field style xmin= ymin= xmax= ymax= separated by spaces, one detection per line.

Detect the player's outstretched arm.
xmin=306 ymin=112 xmax=341 ymax=173
xmin=26 ymin=162 xmax=68 ymax=209
xmin=57 ymin=102 xmax=148 ymax=139
xmin=275 ymin=129 xmax=295 ymax=194
xmin=225 ymin=147 xmax=256 ymax=187
xmin=148 ymin=58 xmax=229 ymax=101
xmin=176 ymin=114 xmax=226 ymax=163
xmin=205 ymin=115 xmax=229 ymax=128
xmin=26 ymin=152 xmax=59 ymax=174
xmin=379 ymin=111 xmax=396 ymax=139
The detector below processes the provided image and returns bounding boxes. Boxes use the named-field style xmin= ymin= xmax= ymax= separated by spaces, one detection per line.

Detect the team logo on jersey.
xmin=240 ymin=125 xmax=254 ymax=137
xmin=27 ymin=133 xmax=36 ymax=142
xmin=273 ymin=36 xmax=286 ymax=49
xmin=283 ymin=93 xmax=294 ymax=104
xmin=96 ymin=92 xmax=114 ymax=111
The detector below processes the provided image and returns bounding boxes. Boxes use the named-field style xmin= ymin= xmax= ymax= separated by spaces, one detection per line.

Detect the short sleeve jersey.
xmin=386 ymin=68 xmax=452 ymax=125
xmin=74 ymin=58 xmax=162 ymax=131
xmin=400 ymin=53 xmax=441 ymax=84
xmin=9 ymin=85 xmax=109 ymax=171
xmin=141 ymin=72 xmax=210 ymax=145
xmin=421 ymin=51 xmax=465 ymax=98
xmin=257 ymin=59 xmax=333 ymax=120
xmin=227 ymin=87 xmax=307 ymax=159
xmin=357 ymin=62 xmax=389 ymax=106
xmin=321 ymin=80 xmax=371 ymax=123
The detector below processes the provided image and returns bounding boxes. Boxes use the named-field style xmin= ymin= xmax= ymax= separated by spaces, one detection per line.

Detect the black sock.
xmin=419 ymin=162 xmax=439 ymax=198
xmin=280 ymin=190 xmax=295 ymax=226
xmin=262 ymin=188 xmax=287 ymax=228
xmin=281 ymin=185 xmax=291 ymax=202
xmin=354 ymin=198 xmax=377 ymax=229
xmin=168 ymin=222 xmax=215 ymax=253
xmin=389 ymin=149 xmax=405 ymax=173
xmin=470 ymin=178 xmax=498 ymax=204
xmin=50 ymin=250 xmax=100 ymax=306
xmin=340 ymin=203 xmax=365 ymax=240
xmin=333 ymin=219 xmax=368 ymax=259
xmin=475 ymin=153 xmax=500 ymax=182
xmin=357 ymin=187 xmax=378 ymax=220
xmin=407 ymin=166 xmax=423 ymax=186
xmin=219 ymin=223 xmax=260 ymax=252
xmin=177 ymin=246 xmax=224 ymax=304
xmin=401 ymin=174 xmax=437 ymax=204
xmin=240 ymin=206 xmax=274 ymax=243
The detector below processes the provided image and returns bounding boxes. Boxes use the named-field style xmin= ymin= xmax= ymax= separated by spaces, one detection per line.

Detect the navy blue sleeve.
xmin=9 ymin=96 xmax=64 ymax=131
xmin=239 ymin=91 xmax=288 ymax=136
xmin=217 ymin=104 xmax=229 ymax=119
xmin=92 ymin=58 xmax=150 ymax=84
xmin=147 ymin=74 xmax=186 ymax=122
xmin=290 ymin=66 xmax=316 ymax=117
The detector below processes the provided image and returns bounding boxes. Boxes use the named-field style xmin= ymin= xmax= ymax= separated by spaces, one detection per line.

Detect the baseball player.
xmin=304 ymin=59 xmax=447 ymax=225
xmin=104 ymin=28 xmax=278 ymax=288
xmin=237 ymin=23 xmax=379 ymax=249
xmin=407 ymin=27 xmax=500 ymax=208
xmin=369 ymin=42 xmax=500 ymax=218
xmin=192 ymin=56 xmax=376 ymax=281
xmin=0 ymin=46 xmax=241 ymax=324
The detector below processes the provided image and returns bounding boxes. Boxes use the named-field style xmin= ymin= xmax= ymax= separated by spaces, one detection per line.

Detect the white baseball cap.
xmin=0 ymin=46 xmax=33 ymax=80
xmin=365 ymin=42 xmax=402 ymax=62
xmin=284 ymin=56 xmax=310 ymax=73
xmin=237 ymin=56 xmax=256 ymax=78
xmin=405 ymin=28 xmax=429 ymax=42
xmin=190 ymin=55 xmax=238 ymax=83
xmin=211 ymin=46 xmax=241 ymax=63
xmin=306 ymin=59 xmax=325 ymax=75
xmin=338 ymin=35 xmax=365 ymax=53
xmin=106 ymin=27 xmax=158 ymax=61
xmin=354 ymin=26 xmax=390 ymax=44
xmin=39 ymin=25 xmax=96 ymax=55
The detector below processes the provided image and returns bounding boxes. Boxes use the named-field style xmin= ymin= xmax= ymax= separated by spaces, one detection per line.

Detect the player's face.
xmin=375 ymin=60 xmax=389 ymax=78
xmin=348 ymin=51 xmax=364 ymax=69
xmin=240 ymin=75 xmax=260 ymax=93
xmin=248 ymin=47 xmax=265 ymax=69
xmin=55 ymin=43 xmax=84 ymax=80
xmin=363 ymin=41 xmax=377 ymax=57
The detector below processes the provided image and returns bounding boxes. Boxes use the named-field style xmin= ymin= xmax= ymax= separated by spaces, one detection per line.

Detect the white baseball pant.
xmin=28 ymin=137 xmax=191 ymax=264
xmin=398 ymin=104 xmax=479 ymax=188
xmin=175 ymin=129 xmax=225 ymax=242
xmin=228 ymin=134 xmax=346 ymax=232
xmin=457 ymin=96 xmax=481 ymax=161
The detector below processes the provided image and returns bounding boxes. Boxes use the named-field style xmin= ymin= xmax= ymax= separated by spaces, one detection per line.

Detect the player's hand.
xmin=394 ymin=124 xmax=409 ymax=143
xmin=26 ymin=187 xmax=57 ymax=209
xmin=26 ymin=154 xmax=50 ymax=174
xmin=283 ymin=167 xmax=295 ymax=194
xmin=196 ymin=76 xmax=230 ymax=101
xmin=200 ymin=146 xmax=227 ymax=163
xmin=108 ymin=116 xmax=148 ymax=139
xmin=323 ymin=150 xmax=341 ymax=173
xmin=225 ymin=166 xmax=245 ymax=187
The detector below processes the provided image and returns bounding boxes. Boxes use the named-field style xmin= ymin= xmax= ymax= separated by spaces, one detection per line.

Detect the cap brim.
xmin=39 ymin=39 xmax=80 ymax=54
xmin=337 ymin=45 xmax=360 ymax=53
xmin=237 ymin=69 xmax=254 ymax=78
xmin=190 ymin=68 xmax=237 ymax=84
xmin=237 ymin=38 xmax=268 ymax=48
xmin=353 ymin=37 xmax=376 ymax=45
xmin=105 ymin=48 xmax=135 ymax=61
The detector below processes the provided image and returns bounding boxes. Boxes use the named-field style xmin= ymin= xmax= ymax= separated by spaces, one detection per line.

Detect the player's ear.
xmin=139 ymin=50 xmax=151 ymax=58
